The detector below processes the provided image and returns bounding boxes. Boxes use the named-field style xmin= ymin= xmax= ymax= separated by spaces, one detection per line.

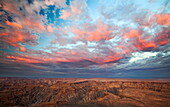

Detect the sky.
xmin=0 ymin=0 xmax=170 ymax=78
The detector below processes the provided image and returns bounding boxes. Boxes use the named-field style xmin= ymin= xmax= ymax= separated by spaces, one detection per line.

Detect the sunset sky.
xmin=0 ymin=0 xmax=170 ymax=78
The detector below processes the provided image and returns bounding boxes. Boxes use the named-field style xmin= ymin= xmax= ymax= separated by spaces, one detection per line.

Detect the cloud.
xmin=156 ymin=14 xmax=170 ymax=26
xmin=129 ymin=52 xmax=158 ymax=63
xmin=5 ymin=21 xmax=23 ymax=29
xmin=6 ymin=55 xmax=41 ymax=63
xmin=47 ymin=25 xmax=54 ymax=32
xmin=0 ymin=0 xmax=170 ymax=77
xmin=73 ymin=23 xmax=114 ymax=41
xmin=60 ymin=0 xmax=88 ymax=20
xmin=45 ymin=0 xmax=66 ymax=7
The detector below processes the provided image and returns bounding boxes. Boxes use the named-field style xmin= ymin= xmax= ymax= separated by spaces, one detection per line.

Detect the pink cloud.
xmin=47 ymin=25 xmax=54 ymax=32
xmin=123 ymin=28 xmax=170 ymax=51
xmin=6 ymin=56 xmax=41 ymax=63
xmin=60 ymin=0 xmax=87 ymax=20
xmin=73 ymin=23 xmax=114 ymax=41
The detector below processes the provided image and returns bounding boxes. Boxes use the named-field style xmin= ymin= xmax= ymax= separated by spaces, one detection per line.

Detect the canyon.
xmin=0 ymin=78 xmax=170 ymax=107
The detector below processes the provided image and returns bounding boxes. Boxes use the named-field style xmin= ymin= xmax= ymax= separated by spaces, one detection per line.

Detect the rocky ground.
xmin=0 ymin=77 xmax=170 ymax=107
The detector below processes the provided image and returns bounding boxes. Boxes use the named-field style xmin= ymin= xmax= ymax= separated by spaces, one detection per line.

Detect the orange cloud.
xmin=124 ymin=30 xmax=140 ymax=39
xmin=3 ymin=2 xmax=46 ymax=32
xmin=155 ymin=29 xmax=170 ymax=46
xmin=135 ymin=42 xmax=157 ymax=50
xmin=47 ymin=25 xmax=54 ymax=32
xmin=136 ymin=14 xmax=170 ymax=27
xmin=6 ymin=56 xmax=41 ymax=63
xmin=73 ymin=24 xmax=113 ymax=41
xmin=5 ymin=31 xmax=24 ymax=46
xmin=143 ymin=42 xmax=156 ymax=48
xmin=103 ymin=55 xmax=122 ymax=63
xmin=19 ymin=47 xmax=27 ymax=52
xmin=0 ymin=12 xmax=3 ymax=15
xmin=124 ymin=30 xmax=158 ymax=50
xmin=5 ymin=21 xmax=23 ymax=29
xmin=0 ymin=33 xmax=9 ymax=37
xmin=1 ymin=31 xmax=37 ymax=51
xmin=60 ymin=11 xmax=71 ymax=20
xmin=156 ymin=14 xmax=170 ymax=26
xmin=159 ymin=41 xmax=169 ymax=45
xmin=22 ymin=19 xmax=46 ymax=31
xmin=6 ymin=54 xmax=79 ymax=64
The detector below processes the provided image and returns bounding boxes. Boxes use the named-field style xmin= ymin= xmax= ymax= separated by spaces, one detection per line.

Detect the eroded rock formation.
xmin=0 ymin=78 xmax=170 ymax=107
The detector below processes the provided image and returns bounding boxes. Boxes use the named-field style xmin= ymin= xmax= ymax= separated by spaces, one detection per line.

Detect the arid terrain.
xmin=0 ymin=78 xmax=170 ymax=107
